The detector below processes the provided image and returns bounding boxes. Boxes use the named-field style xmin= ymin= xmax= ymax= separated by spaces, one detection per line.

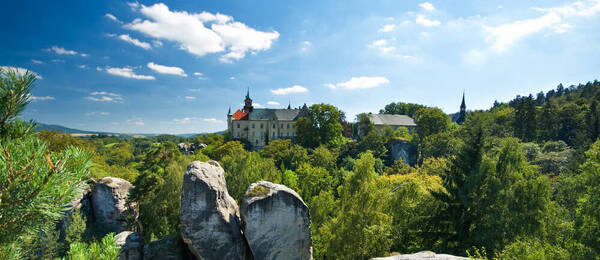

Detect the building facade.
xmin=227 ymin=91 xmax=307 ymax=148
xmin=367 ymin=113 xmax=417 ymax=133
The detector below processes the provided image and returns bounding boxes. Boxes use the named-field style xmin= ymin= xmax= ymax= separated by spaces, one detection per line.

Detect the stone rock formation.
xmin=179 ymin=161 xmax=248 ymax=260
xmin=143 ymin=234 xmax=195 ymax=260
xmin=389 ymin=139 xmax=417 ymax=166
xmin=116 ymin=231 xmax=143 ymax=260
xmin=91 ymin=177 xmax=138 ymax=234
xmin=370 ymin=251 xmax=468 ymax=260
xmin=241 ymin=181 xmax=312 ymax=260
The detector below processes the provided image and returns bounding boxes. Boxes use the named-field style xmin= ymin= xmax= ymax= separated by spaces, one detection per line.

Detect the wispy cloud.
xmin=28 ymin=95 xmax=54 ymax=102
xmin=267 ymin=101 xmax=280 ymax=106
xmin=31 ymin=59 xmax=43 ymax=64
xmin=172 ymin=117 xmax=223 ymax=124
xmin=271 ymin=85 xmax=308 ymax=95
xmin=86 ymin=111 xmax=110 ymax=116
xmin=193 ymin=72 xmax=207 ymax=80
xmin=46 ymin=46 xmax=78 ymax=55
xmin=485 ymin=0 xmax=600 ymax=52
xmin=147 ymin=62 xmax=187 ymax=77
xmin=300 ymin=41 xmax=311 ymax=51
xmin=126 ymin=117 xmax=144 ymax=126
xmin=85 ymin=91 xmax=124 ymax=103
xmin=105 ymin=13 xmax=121 ymax=23
xmin=378 ymin=24 xmax=396 ymax=32
xmin=184 ymin=96 xmax=196 ymax=100
xmin=416 ymin=14 xmax=440 ymax=27
xmin=419 ymin=2 xmax=435 ymax=11
xmin=124 ymin=3 xmax=279 ymax=63
xmin=325 ymin=76 xmax=389 ymax=90
xmin=104 ymin=66 xmax=155 ymax=80
xmin=112 ymin=34 xmax=152 ymax=50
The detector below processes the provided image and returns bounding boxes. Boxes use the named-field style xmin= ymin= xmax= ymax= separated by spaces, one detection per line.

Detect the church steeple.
xmin=287 ymin=100 xmax=291 ymax=109
xmin=227 ymin=106 xmax=231 ymax=115
xmin=243 ymin=88 xmax=254 ymax=113
xmin=457 ymin=92 xmax=466 ymax=124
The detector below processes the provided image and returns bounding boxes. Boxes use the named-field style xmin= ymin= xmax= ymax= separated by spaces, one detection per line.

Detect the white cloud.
xmin=114 ymin=34 xmax=152 ymax=49
xmin=230 ymin=76 xmax=236 ymax=80
xmin=126 ymin=117 xmax=144 ymax=126
xmin=271 ymin=85 xmax=308 ymax=95
xmin=105 ymin=13 xmax=121 ymax=23
xmin=96 ymin=66 xmax=103 ymax=71
xmin=553 ymin=23 xmax=574 ymax=33
xmin=124 ymin=3 xmax=279 ymax=63
xmin=369 ymin=39 xmax=387 ymax=47
xmin=152 ymin=40 xmax=163 ymax=47
xmin=253 ymin=103 xmax=264 ymax=108
xmin=193 ymin=72 xmax=207 ymax=80
xmin=485 ymin=12 xmax=561 ymax=52
xmin=203 ymin=118 xmax=223 ymax=123
xmin=325 ymin=76 xmax=390 ymax=90
xmin=485 ymin=1 xmax=600 ymax=52
xmin=78 ymin=65 xmax=87 ymax=69
xmin=300 ymin=41 xmax=311 ymax=51
xmin=28 ymin=95 xmax=54 ymax=102
xmin=47 ymin=46 xmax=78 ymax=55
xmin=80 ymin=53 xmax=88 ymax=57
xmin=31 ymin=59 xmax=43 ymax=64
xmin=51 ymin=59 xmax=64 ymax=63
xmin=147 ymin=62 xmax=187 ymax=77
xmin=85 ymin=91 xmax=124 ymax=103
xmin=380 ymin=46 xmax=396 ymax=53
xmin=184 ymin=96 xmax=196 ymax=100
xmin=0 ymin=66 xmax=42 ymax=79
xmin=416 ymin=14 xmax=441 ymax=26
xmin=86 ymin=111 xmax=110 ymax=116
xmin=105 ymin=66 xmax=155 ymax=80
xmin=267 ymin=101 xmax=280 ymax=106
xmin=173 ymin=117 xmax=197 ymax=124
xmin=378 ymin=24 xmax=396 ymax=32
xmin=419 ymin=2 xmax=435 ymax=11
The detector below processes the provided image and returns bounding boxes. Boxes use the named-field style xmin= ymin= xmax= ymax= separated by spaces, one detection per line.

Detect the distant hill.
xmin=34 ymin=122 xmax=225 ymax=138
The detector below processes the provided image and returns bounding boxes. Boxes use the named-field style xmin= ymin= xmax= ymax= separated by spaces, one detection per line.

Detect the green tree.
xmin=0 ymin=68 xmax=91 ymax=257
xmin=220 ymin=151 xmax=280 ymax=201
xmin=295 ymin=104 xmax=343 ymax=148
xmin=260 ymin=139 xmax=308 ymax=170
xmin=325 ymin=152 xmax=392 ymax=259
xmin=379 ymin=102 xmax=426 ymax=118
xmin=576 ymin=140 xmax=600 ymax=256
xmin=414 ymin=107 xmax=451 ymax=140
xmin=63 ymin=233 xmax=120 ymax=260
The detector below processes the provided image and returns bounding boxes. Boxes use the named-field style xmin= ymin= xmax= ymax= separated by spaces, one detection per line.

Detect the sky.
xmin=1 ymin=0 xmax=599 ymax=134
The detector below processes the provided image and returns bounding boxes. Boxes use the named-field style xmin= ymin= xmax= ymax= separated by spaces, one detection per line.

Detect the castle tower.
xmin=457 ymin=92 xmax=466 ymax=124
xmin=243 ymin=88 xmax=254 ymax=113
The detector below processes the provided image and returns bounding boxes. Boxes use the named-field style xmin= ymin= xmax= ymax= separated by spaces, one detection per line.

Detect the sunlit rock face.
xmin=91 ymin=177 xmax=138 ymax=234
xmin=179 ymin=161 xmax=248 ymax=260
xmin=370 ymin=251 xmax=468 ymax=260
xmin=241 ymin=181 xmax=313 ymax=260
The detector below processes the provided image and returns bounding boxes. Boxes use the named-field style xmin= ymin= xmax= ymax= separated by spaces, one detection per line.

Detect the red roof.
xmin=232 ymin=109 xmax=248 ymax=120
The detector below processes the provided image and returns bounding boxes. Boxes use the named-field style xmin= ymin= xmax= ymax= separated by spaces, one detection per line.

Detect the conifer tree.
xmin=0 ymin=68 xmax=91 ymax=258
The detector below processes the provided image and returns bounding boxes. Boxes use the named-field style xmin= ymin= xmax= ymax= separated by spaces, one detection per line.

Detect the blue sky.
xmin=1 ymin=0 xmax=599 ymax=134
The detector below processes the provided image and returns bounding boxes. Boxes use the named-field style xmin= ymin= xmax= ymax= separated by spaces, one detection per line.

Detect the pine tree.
xmin=0 ymin=68 xmax=91 ymax=257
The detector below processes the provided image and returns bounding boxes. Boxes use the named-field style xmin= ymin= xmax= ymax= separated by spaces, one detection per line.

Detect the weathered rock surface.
xmin=180 ymin=160 xmax=248 ymax=260
xmin=370 ymin=251 xmax=468 ymax=260
xmin=143 ymin=234 xmax=195 ymax=260
xmin=242 ymin=181 xmax=312 ymax=260
xmin=389 ymin=139 xmax=417 ymax=166
xmin=116 ymin=231 xmax=143 ymax=260
xmin=91 ymin=177 xmax=138 ymax=234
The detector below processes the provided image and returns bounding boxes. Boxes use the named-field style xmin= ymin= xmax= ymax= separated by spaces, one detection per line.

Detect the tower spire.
xmin=246 ymin=87 xmax=250 ymax=99
xmin=228 ymin=106 xmax=231 ymax=115
xmin=457 ymin=91 xmax=466 ymax=124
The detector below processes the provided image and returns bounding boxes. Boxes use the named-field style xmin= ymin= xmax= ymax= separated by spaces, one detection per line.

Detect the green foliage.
xmin=213 ymin=140 xmax=244 ymax=161
xmin=247 ymin=185 xmax=270 ymax=197
xmin=130 ymin=143 xmax=187 ymax=241
xmin=220 ymin=150 xmax=280 ymax=202
xmin=414 ymin=107 xmax=451 ymax=139
xmin=63 ymin=233 xmax=120 ymax=260
xmin=260 ymin=139 xmax=308 ymax=170
xmin=379 ymin=102 xmax=426 ymax=118
xmin=576 ymin=140 xmax=600 ymax=255
xmin=0 ymin=68 xmax=92 ymax=256
xmin=295 ymin=103 xmax=343 ymax=148
xmin=323 ymin=152 xmax=393 ymax=259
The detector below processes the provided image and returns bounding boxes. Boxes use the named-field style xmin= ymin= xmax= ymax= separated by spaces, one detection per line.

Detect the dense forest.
xmin=2 ymin=67 xmax=600 ymax=259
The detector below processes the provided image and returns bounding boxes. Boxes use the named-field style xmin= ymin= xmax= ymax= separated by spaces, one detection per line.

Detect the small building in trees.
xmin=227 ymin=90 xmax=308 ymax=148
xmin=367 ymin=113 xmax=417 ymax=133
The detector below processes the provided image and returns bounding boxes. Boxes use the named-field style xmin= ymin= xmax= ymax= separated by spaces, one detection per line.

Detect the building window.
xmin=272 ymin=132 xmax=275 ymax=137
xmin=252 ymin=123 xmax=255 ymax=129
xmin=261 ymin=131 xmax=264 ymax=139
xmin=287 ymin=124 xmax=290 ymax=129
xmin=252 ymin=132 xmax=255 ymax=137
xmin=280 ymin=123 xmax=284 ymax=128
xmin=272 ymin=124 xmax=275 ymax=128
xmin=286 ymin=132 xmax=289 ymax=137
xmin=261 ymin=123 xmax=264 ymax=129
xmin=237 ymin=132 xmax=240 ymax=137
xmin=255 ymin=140 xmax=258 ymax=144
xmin=237 ymin=123 xmax=240 ymax=128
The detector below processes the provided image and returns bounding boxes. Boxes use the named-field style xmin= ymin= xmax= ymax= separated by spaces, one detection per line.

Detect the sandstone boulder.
xmin=91 ymin=177 xmax=137 ymax=234
xmin=370 ymin=251 xmax=468 ymax=260
xmin=115 ymin=231 xmax=143 ymax=260
xmin=242 ymin=181 xmax=312 ymax=260
xmin=179 ymin=161 xmax=248 ymax=260
xmin=143 ymin=234 xmax=195 ymax=260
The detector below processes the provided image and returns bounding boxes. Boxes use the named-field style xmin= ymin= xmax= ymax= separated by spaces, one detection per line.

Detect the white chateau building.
xmin=227 ymin=90 xmax=308 ymax=148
